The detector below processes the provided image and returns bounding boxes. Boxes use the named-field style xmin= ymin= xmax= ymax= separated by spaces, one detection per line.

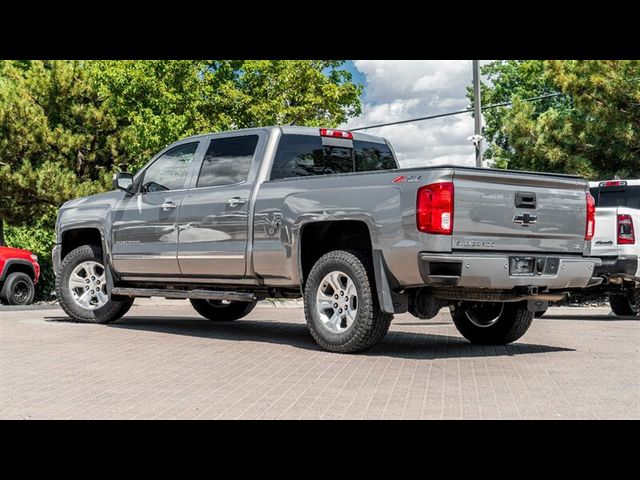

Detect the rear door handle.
xmin=160 ymin=201 xmax=177 ymax=211
xmin=227 ymin=197 xmax=247 ymax=207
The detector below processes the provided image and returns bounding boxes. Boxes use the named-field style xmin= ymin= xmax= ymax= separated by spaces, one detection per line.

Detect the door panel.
xmin=111 ymin=141 xmax=201 ymax=276
xmin=178 ymin=185 xmax=252 ymax=277
xmin=111 ymin=192 xmax=186 ymax=275
xmin=177 ymin=134 xmax=260 ymax=278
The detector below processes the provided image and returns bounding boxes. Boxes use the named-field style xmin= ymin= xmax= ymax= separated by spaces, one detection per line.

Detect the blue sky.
xmin=340 ymin=61 xmax=489 ymax=168
xmin=343 ymin=61 xmax=367 ymax=98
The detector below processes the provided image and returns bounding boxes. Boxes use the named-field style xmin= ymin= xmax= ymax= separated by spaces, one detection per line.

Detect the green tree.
xmin=0 ymin=60 xmax=114 ymax=231
xmin=476 ymin=60 xmax=640 ymax=179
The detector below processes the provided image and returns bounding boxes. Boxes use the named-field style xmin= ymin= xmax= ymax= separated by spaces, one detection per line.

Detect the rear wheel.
xmin=0 ymin=272 xmax=35 ymax=305
xmin=534 ymin=308 xmax=548 ymax=318
xmin=450 ymin=301 xmax=533 ymax=345
xmin=609 ymin=289 xmax=640 ymax=316
xmin=190 ymin=299 xmax=257 ymax=321
xmin=56 ymin=244 xmax=133 ymax=323
xmin=304 ymin=250 xmax=393 ymax=353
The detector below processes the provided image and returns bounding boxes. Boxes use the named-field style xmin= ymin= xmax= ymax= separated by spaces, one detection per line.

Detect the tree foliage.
xmin=0 ymin=60 xmax=362 ymax=228
xmin=478 ymin=60 xmax=640 ymax=179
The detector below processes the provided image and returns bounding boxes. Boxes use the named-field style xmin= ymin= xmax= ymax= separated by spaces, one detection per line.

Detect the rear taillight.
xmin=416 ymin=182 xmax=454 ymax=235
xmin=585 ymin=192 xmax=596 ymax=241
xmin=319 ymin=128 xmax=353 ymax=140
xmin=617 ymin=214 xmax=635 ymax=245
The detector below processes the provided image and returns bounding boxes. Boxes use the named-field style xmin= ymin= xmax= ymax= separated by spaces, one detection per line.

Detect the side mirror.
xmin=113 ymin=172 xmax=134 ymax=193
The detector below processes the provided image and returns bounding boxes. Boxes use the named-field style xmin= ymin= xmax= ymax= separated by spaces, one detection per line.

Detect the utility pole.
xmin=472 ymin=60 xmax=483 ymax=167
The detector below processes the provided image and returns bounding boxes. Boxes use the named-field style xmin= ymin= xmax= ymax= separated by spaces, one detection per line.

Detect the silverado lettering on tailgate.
xmin=455 ymin=240 xmax=496 ymax=248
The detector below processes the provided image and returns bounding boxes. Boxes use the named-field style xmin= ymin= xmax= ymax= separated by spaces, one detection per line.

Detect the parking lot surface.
xmin=1 ymin=300 xmax=637 ymax=419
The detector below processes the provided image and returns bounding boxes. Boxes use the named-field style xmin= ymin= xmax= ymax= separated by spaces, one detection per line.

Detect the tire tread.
xmin=190 ymin=299 xmax=256 ymax=321
xmin=609 ymin=294 xmax=639 ymax=316
xmin=451 ymin=302 xmax=533 ymax=345
xmin=304 ymin=250 xmax=393 ymax=353
xmin=55 ymin=244 xmax=133 ymax=323
xmin=0 ymin=272 xmax=35 ymax=305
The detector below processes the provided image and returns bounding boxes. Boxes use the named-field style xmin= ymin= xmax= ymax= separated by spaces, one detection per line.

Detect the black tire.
xmin=55 ymin=244 xmax=134 ymax=323
xmin=609 ymin=291 xmax=640 ymax=316
xmin=534 ymin=308 xmax=548 ymax=318
xmin=450 ymin=301 xmax=534 ymax=345
xmin=303 ymin=250 xmax=393 ymax=353
xmin=0 ymin=272 xmax=35 ymax=305
xmin=190 ymin=299 xmax=257 ymax=321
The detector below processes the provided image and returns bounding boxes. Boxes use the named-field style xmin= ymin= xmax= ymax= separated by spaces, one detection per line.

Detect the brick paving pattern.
xmin=1 ymin=302 xmax=638 ymax=419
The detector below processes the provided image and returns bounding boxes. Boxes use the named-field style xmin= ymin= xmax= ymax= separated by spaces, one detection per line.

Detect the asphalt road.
xmin=0 ymin=300 xmax=637 ymax=419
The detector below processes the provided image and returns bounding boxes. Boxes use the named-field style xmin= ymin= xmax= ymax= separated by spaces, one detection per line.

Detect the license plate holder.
xmin=509 ymin=256 xmax=537 ymax=276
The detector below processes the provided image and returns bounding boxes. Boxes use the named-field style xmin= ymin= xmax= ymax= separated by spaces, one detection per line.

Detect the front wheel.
xmin=0 ymin=272 xmax=35 ymax=305
xmin=190 ymin=299 xmax=257 ymax=321
xmin=450 ymin=301 xmax=533 ymax=345
xmin=304 ymin=250 xmax=393 ymax=353
xmin=55 ymin=244 xmax=134 ymax=323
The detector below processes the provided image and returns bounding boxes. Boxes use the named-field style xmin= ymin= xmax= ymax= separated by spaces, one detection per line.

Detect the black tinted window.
xmin=271 ymin=134 xmax=398 ymax=180
xmin=143 ymin=142 xmax=198 ymax=192
xmin=323 ymin=146 xmax=354 ymax=175
xmin=197 ymin=135 xmax=258 ymax=188
xmin=354 ymin=140 xmax=397 ymax=172
xmin=271 ymin=135 xmax=323 ymax=179
xmin=598 ymin=186 xmax=640 ymax=209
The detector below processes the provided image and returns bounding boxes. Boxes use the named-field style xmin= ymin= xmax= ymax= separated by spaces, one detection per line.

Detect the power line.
xmin=350 ymin=92 xmax=564 ymax=132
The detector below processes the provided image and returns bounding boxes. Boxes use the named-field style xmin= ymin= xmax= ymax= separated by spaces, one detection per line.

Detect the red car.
xmin=0 ymin=246 xmax=41 ymax=305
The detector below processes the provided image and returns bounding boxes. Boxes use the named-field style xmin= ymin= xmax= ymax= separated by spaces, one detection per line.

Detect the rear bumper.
xmin=593 ymin=255 xmax=638 ymax=280
xmin=419 ymin=253 xmax=601 ymax=290
xmin=52 ymin=244 xmax=62 ymax=277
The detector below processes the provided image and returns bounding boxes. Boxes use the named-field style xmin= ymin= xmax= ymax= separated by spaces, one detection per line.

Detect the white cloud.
xmin=343 ymin=60 xmax=484 ymax=167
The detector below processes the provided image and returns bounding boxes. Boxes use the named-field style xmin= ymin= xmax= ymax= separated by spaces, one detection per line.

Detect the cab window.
xmin=142 ymin=143 xmax=198 ymax=193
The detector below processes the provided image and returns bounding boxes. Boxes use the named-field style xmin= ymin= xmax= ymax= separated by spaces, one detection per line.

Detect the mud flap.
xmin=372 ymin=250 xmax=407 ymax=314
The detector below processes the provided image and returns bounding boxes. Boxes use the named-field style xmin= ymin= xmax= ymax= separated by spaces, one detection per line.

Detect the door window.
xmin=196 ymin=135 xmax=259 ymax=188
xmin=141 ymin=142 xmax=199 ymax=193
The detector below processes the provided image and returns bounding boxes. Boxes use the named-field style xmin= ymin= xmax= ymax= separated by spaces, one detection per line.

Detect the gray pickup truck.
xmin=52 ymin=126 xmax=599 ymax=353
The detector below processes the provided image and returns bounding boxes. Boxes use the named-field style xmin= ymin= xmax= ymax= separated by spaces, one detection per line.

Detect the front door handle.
xmin=227 ymin=197 xmax=247 ymax=207
xmin=160 ymin=201 xmax=177 ymax=211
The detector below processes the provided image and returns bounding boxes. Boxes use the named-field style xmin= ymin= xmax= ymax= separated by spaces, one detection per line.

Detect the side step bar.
xmin=111 ymin=287 xmax=257 ymax=303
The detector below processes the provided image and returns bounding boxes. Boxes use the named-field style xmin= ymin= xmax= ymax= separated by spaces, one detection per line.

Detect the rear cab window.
xmin=270 ymin=133 xmax=398 ymax=181
xmin=591 ymin=185 xmax=640 ymax=209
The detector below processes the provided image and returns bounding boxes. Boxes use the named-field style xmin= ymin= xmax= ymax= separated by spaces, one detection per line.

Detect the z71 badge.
xmin=392 ymin=175 xmax=422 ymax=183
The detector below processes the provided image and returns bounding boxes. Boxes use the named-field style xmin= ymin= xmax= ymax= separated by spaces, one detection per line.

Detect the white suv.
xmin=588 ymin=179 xmax=640 ymax=315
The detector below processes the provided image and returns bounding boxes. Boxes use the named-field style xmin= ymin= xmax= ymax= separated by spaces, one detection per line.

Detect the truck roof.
xmin=180 ymin=125 xmax=388 ymax=144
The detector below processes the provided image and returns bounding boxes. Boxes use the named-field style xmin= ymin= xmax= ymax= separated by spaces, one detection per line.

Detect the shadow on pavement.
xmin=542 ymin=314 xmax=639 ymax=321
xmin=44 ymin=315 xmax=575 ymax=360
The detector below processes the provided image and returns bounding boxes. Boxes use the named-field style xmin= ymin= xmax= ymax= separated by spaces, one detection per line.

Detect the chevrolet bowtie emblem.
xmin=513 ymin=213 xmax=538 ymax=227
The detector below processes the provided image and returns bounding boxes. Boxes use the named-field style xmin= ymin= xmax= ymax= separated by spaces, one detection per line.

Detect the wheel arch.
xmin=60 ymin=227 xmax=107 ymax=261
xmin=297 ymin=219 xmax=397 ymax=314
xmin=0 ymin=259 xmax=36 ymax=282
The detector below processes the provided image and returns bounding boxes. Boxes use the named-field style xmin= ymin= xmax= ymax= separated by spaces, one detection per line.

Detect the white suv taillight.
xmin=585 ymin=192 xmax=596 ymax=241
xmin=617 ymin=214 xmax=635 ymax=245
xmin=416 ymin=182 xmax=454 ymax=235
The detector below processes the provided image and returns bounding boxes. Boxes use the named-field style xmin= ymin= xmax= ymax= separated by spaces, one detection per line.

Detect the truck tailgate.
xmin=452 ymin=168 xmax=588 ymax=254
xmin=590 ymin=206 xmax=625 ymax=257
